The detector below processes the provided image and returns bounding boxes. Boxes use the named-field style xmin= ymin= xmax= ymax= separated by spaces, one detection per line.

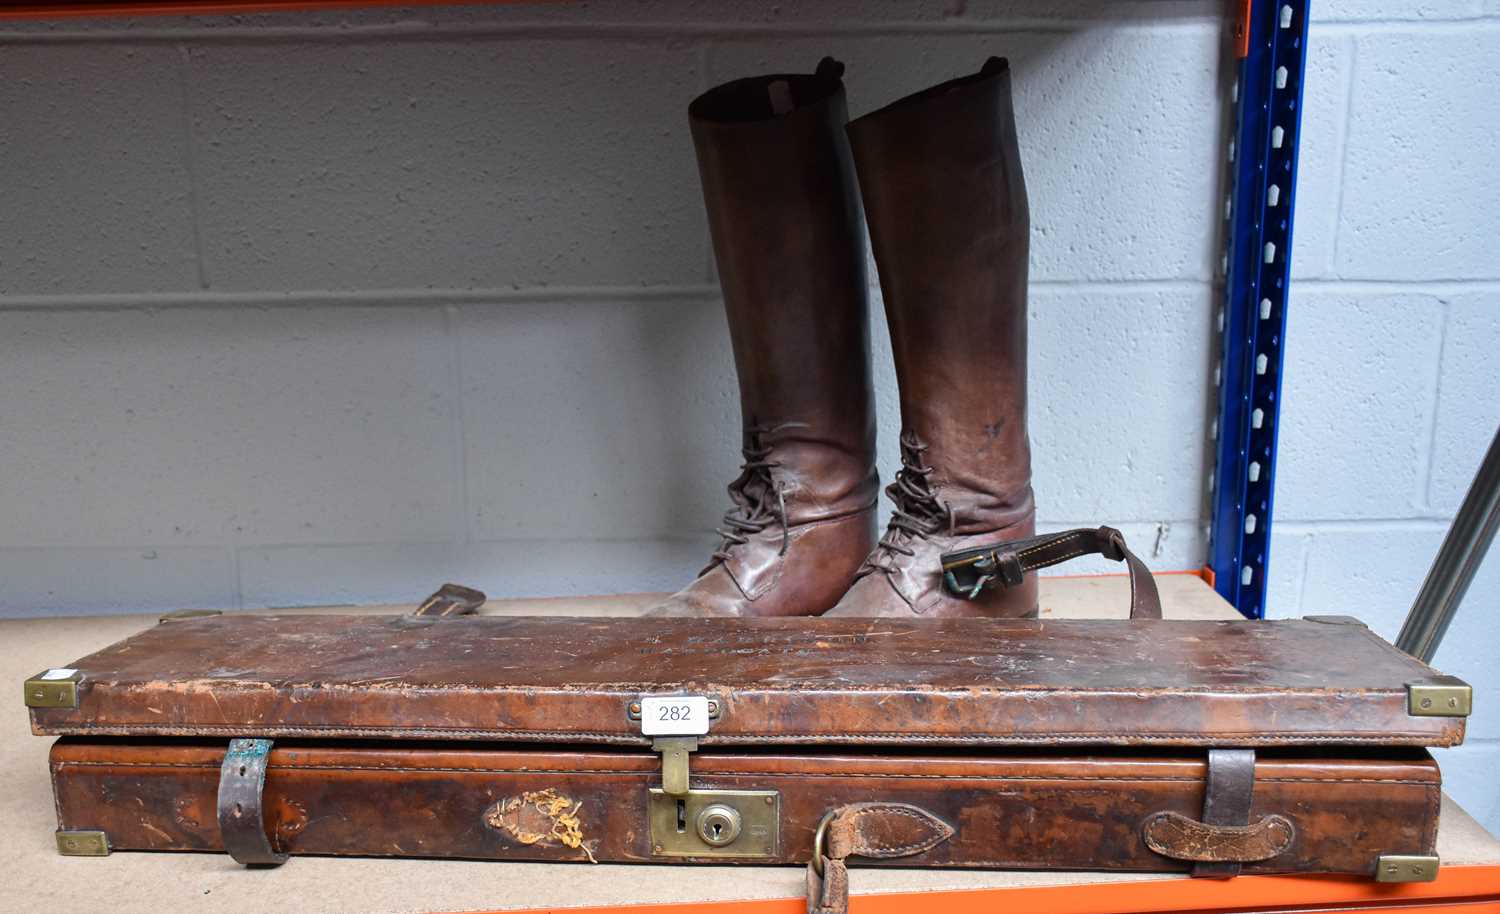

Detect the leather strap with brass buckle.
xmin=941 ymin=525 xmax=1162 ymax=619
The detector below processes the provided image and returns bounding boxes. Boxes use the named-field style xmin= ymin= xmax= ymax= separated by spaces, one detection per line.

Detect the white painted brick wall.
xmin=1 ymin=0 xmax=1496 ymax=832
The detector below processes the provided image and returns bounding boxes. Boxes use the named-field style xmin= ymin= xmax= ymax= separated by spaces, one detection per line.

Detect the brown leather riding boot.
xmin=826 ymin=58 xmax=1037 ymax=619
xmin=648 ymin=59 xmax=878 ymax=617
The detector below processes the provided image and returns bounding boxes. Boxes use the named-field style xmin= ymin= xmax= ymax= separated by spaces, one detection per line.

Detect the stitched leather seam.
xmin=48 ymin=761 xmax=1437 ymax=786
xmin=1016 ymin=531 xmax=1081 ymax=558
xmin=43 ymin=723 xmax=1452 ymax=745
xmin=1016 ymin=531 xmax=1085 ymax=563
xmin=846 ymin=806 xmax=950 ymax=857
xmin=1031 ymin=546 xmax=1086 ymax=567
xmin=1422 ymin=780 xmax=1440 ymax=851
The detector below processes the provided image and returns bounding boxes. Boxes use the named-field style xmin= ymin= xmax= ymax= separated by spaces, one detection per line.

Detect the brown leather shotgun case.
xmin=26 ymin=592 xmax=1471 ymax=898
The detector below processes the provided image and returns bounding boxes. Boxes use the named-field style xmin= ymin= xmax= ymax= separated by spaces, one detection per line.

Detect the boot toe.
xmin=642 ymin=572 xmax=747 ymax=618
xmin=820 ymin=574 xmax=916 ymax=617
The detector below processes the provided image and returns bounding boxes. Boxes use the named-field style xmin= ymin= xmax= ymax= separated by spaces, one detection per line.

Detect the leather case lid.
xmin=28 ymin=615 xmax=1466 ymax=748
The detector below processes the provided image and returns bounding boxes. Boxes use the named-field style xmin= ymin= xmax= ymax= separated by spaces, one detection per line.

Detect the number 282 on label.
xmin=639 ymin=695 xmax=711 ymax=736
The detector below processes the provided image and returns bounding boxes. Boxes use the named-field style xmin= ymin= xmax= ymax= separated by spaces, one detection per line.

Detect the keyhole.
xmin=675 ymin=799 xmax=686 ymax=833
xmin=695 ymin=804 xmax=742 ymax=846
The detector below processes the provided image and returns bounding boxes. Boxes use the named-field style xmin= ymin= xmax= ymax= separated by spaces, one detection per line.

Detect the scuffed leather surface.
xmin=826 ymin=520 xmax=1038 ymax=618
xmin=1192 ymin=747 xmax=1257 ymax=876
xmin=846 ymin=59 xmax=1032 ymax=536
xmin=831 ymin=60 xmax=1035 ymax=617
xmin=1143 ymin=811 xmax=1295 ymax=863
xmin=663 ymin=61 xmax=877 ymax=618
xmin=649 ymin=511 xmax=876 ymax=617
xmin=827 ymin=802 xmax=954 ymax=858
xmin=50 ymin=741 xmax=1439 ymax=875
xmin=806 ymin=858 xmax=848 ymax=914
xmin=809 ymin=802 xmax=954 ymax=913
xmin=31 ymin=614 xmax=1467 ymax=747
xmin=939 ymin=526 xmax=1162 ymax=620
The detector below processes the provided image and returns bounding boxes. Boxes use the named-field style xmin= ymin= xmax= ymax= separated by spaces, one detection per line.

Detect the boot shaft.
xmin=847 ymin=58 xmax=1032 ymax=535
xmin=689 ymin=59 xmax=877 ymax=520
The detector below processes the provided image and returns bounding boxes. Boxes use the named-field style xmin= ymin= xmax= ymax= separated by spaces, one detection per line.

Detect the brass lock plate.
xmin=648 ymin=788 xmax=779 ymax=858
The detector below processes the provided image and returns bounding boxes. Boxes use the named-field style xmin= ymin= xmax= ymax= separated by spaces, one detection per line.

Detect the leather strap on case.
xmin=411 ymin=583 xmax=487 ymax=617
xmin=1195 ymin=748 xmax=1259 ymax=877
xmin=807 ymin=803 xmax=954 ymax=914
xmin=941 ymin=525 xmax=1162 ymax=619
xmin=217 ymin=738 xmax=288 ymax=866
xmin=1142 ymin=748 xmax=1295 ymax=875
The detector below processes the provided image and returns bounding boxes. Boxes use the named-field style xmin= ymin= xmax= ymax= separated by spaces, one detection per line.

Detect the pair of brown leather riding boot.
xmin=650 ymin=57 xmax=1036 ymax=620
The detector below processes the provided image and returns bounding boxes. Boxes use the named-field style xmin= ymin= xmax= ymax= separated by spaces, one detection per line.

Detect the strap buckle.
xmin=939 ymin=526 xmax=1162 ymax=620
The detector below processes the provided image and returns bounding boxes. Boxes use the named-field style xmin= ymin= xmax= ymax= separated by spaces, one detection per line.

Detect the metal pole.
xmin=1396 ymin=424 xmax=1500 ymax=662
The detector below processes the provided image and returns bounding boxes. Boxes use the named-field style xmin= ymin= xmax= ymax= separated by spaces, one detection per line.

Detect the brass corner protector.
xmin=56 ymin=830 xmax=110 ymax=857
xmin=24 ymin=670 xmax=81 ymax=709
xmin=1301 ymin=615 xmax=1367 ymax=626
xmin=1376 ymin=854 xmax=1439 ymax=882
xmin=1407 ymin=679 xmax=1472 ymax=717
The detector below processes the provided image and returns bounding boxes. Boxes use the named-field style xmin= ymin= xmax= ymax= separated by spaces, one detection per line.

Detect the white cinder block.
xmin=1429 ymin=292 xmax=1500 ymax=512
xmin=709 ymin=24 xmax=1222 ymax=282
xmin=1275 ymin=292 xmax=1443 ymax=520
xmin=1433 ymin=743 xmax=1500 ymax=836
xmin=1312 ymin=1 xmax=1487 ymax=23
xmin=1336 ymin=28 xmax=1500 ymax=280
xmin=462 ymin=537 xmax=707 ymax=598
xmin=1432 ymin=548 xmax=1500 ymax=741
xmin=0 ymin=45 xmax=198 ymax=295
xmin=0 ymin=307 xmax=457 ymax=547
xmin=0 ymin=547 xmax=235 ymax=617
xmin=1262 ymin=528 xmax=1312 ymax=618
xmin=239 ymin=542 xmax=462 ymax=609
xmin=459 ymin=297 xmax=739 ymax=542
xmin=869 ymin=287 xmax=902 ymax=501
xmin=254 ymin=0 xmax=968 ymax=28
xmin=240 ymin=538 xmax=706 ymax=607
xmin=1299 ymin=526 xmax=1499 ymax=741
xmin=186 ymin=39 xmax=706 ymax=291
xmin=963 ymin=0 xmax=1217 ymax=22
xmin=1288 ymin=35 xmax=1351 ymax=280
xmin=583 ymin=0 xmax=966 ymax=24
xmin=867 ymin=285 xmax=1212 ymax=531
xmin=1298 ymin=527 xmax=1445 ymax=636
xmin=1029 ymin=287 xmax=1213 ymax=522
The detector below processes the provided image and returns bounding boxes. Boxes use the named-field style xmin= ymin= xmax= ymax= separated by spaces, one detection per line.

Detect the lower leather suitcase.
xmin=25 ymin=588 xmax=1472 ymax=907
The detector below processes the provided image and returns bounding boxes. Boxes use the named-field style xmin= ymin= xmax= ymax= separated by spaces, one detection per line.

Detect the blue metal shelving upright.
xmin=1208 ymin=0 xmax=1312 ymax=618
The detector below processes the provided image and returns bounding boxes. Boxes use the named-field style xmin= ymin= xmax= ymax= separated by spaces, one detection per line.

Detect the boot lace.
xmin=704 ymin=423 xmax=798 ymax=572
xmin=863 ymin=431 xmax=955 ymax=576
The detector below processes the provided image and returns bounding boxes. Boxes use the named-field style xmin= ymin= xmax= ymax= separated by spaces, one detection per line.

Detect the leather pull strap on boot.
xmin=649 ymin=59 xmax=878 ymax=618
xmin=828 ymin=58 xmax=1037 ymax=619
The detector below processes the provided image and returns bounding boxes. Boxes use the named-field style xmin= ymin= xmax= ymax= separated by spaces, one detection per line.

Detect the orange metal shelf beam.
xmin=0 ymin=0 xmax=521 ymax=20
xmin=482 ymin=865 xmax=1500 ymax=914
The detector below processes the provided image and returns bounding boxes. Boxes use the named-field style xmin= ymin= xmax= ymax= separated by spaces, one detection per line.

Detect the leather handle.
xmin=941 ymin=526 xmax=1162 ymax=620
xmin=807 ymin=803 xmax=953 ymax=914
xmin=1142 ymin=748 xmax=1295 ymax=874
xmin=411 ymin=583 xmax=486 ymax=617
xmin=1142 ymin=811 xmax=1295 ymax=863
